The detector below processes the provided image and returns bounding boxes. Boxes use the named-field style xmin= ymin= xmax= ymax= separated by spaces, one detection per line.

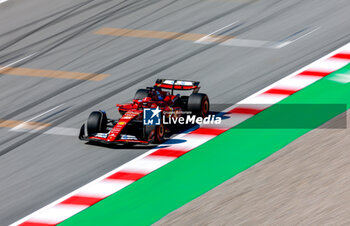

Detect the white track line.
xmin=11 ymin=104 xmax=64 ymax=131
xmin=194 ymin=21 xmax=280 ymax=48
xmin=195 ymin=21 xmax=238 ymax=43
xmin=275 ymin=27 xmax=320 ymax=48
xmin=0 ymin=53 xmax=36 ymax=72
xmin=222 ymin=38 xmax=276 ymax=48
xmin=196 ymin=24 xmax=319 ymax=49
xmin=0 ymin=0 xmax=8 ymax=4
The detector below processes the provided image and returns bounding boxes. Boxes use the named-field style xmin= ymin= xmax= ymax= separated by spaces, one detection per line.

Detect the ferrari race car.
xmin=79 ymin=79 xmax=209 ymax=145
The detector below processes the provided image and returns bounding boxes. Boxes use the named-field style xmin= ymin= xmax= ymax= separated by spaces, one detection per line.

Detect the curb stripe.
xmin=150 ymin=149 xmax=188 ymax=158
xmin=26 ymin=204 xmax=87 ymax=224
xmin=121 ymin=156 xmax=175 ymax=174
xmin=60 ymin=197 xmax=102 ymax=206
xmin=76 ymin=180 xmax=132 ymax=199
xmin=299 ymin=70 xmax=329 ymax=77
xmin=12 ymin=43 xmax=350 ymax=226
xmin=107 ymin=172 xmax=146 ymax=181
xmin=332 ymin=53 xmax=350 ymax=60
xmin=19 ymin=223 xmax=54 ymax=226
xmin=264 ymin=88 xmax=299 ymax=95
xmin=309 ymin=59 xmax=348 ymax=72
xmin=228 ymin=107 xmax=264 ymax=115
xmin=274 ymin=75 xmax=319 ymax=90
xmin=189 ymin=128 xmax=227 ymax=136
xmin=240 ymin=93 xmax=289 ymax=105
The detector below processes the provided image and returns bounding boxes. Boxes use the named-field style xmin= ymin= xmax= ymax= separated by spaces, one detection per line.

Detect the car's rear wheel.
xmin=144 ymin=125 xmax=155 ymax=143
xmin=134 ymin=89 xmax=150 ymax=100
xmin=187 ymin=93 xmax=209 ymax=117
xmin=87 ymin=111 xmax=107 ymax=135
xmin=144 ymin=124 xmax=165 ymax=144
xmin=155 ymin=124 xmax=165 ymax=143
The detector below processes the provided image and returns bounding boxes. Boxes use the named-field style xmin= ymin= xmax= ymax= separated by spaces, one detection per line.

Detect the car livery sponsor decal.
xmin=143 ymin=107 xmax=162 ymax=125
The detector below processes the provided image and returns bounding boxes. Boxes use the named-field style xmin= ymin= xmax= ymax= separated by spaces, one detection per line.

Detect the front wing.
xmin=78 ymin=124 xmax=149 ymax=145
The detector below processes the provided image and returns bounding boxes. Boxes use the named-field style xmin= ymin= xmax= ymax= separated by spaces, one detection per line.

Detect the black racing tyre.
xmin=78 ymin=124 xmax=86 ymax=140
xmin=134 ymin=89 xmax=150 ymax=100
xmin=187 ymin=93 xmax=209 ymax=117
xmin=87 ymin=111 xmax=107 ymax=135
xmin=155 ymin=124 xmax=165 ymax=143
xmin=144 ymin=125 xmax=156 ymax=143
xmin=144 ymin=124 xmax=164 ymax=144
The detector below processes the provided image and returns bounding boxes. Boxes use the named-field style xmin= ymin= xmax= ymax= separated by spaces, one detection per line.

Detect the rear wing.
xmin=154 ymin=79 xmax=200 ymax=93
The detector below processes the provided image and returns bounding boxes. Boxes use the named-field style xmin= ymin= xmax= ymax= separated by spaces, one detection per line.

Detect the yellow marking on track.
xmin=94 ymin=27 xmax=234 ymax=42
xmin=0 ymin=66 xmax=109 ymax=81
xmin=0 ymin=119 xmax=51 ymax=130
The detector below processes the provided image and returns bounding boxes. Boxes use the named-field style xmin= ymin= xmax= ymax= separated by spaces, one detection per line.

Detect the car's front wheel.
xmin=86 ymin=111 xmax=107 ymax=135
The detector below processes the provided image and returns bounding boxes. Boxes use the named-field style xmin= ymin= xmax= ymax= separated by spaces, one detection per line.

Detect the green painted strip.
xmin=61 ymin=64 xmax=350 ymax=226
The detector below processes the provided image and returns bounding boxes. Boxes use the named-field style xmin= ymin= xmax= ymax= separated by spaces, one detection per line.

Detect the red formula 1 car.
xmin=79 ymin=79 xmax=209 ymax=145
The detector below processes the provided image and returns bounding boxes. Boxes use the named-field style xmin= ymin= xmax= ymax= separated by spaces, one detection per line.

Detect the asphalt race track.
xmin=0 ymin=0 xmax=350 ymax=224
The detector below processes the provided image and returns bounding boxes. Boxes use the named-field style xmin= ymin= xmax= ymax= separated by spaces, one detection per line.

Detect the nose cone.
xmin=107 ymin=133 xmax=117 ymax=141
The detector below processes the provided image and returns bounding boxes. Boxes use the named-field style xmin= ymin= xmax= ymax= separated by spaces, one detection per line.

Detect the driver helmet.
xmin=142 ymin=97 xmax=152 ymax=102
xmin=142 ymin=97 xmax=152 ymax=107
